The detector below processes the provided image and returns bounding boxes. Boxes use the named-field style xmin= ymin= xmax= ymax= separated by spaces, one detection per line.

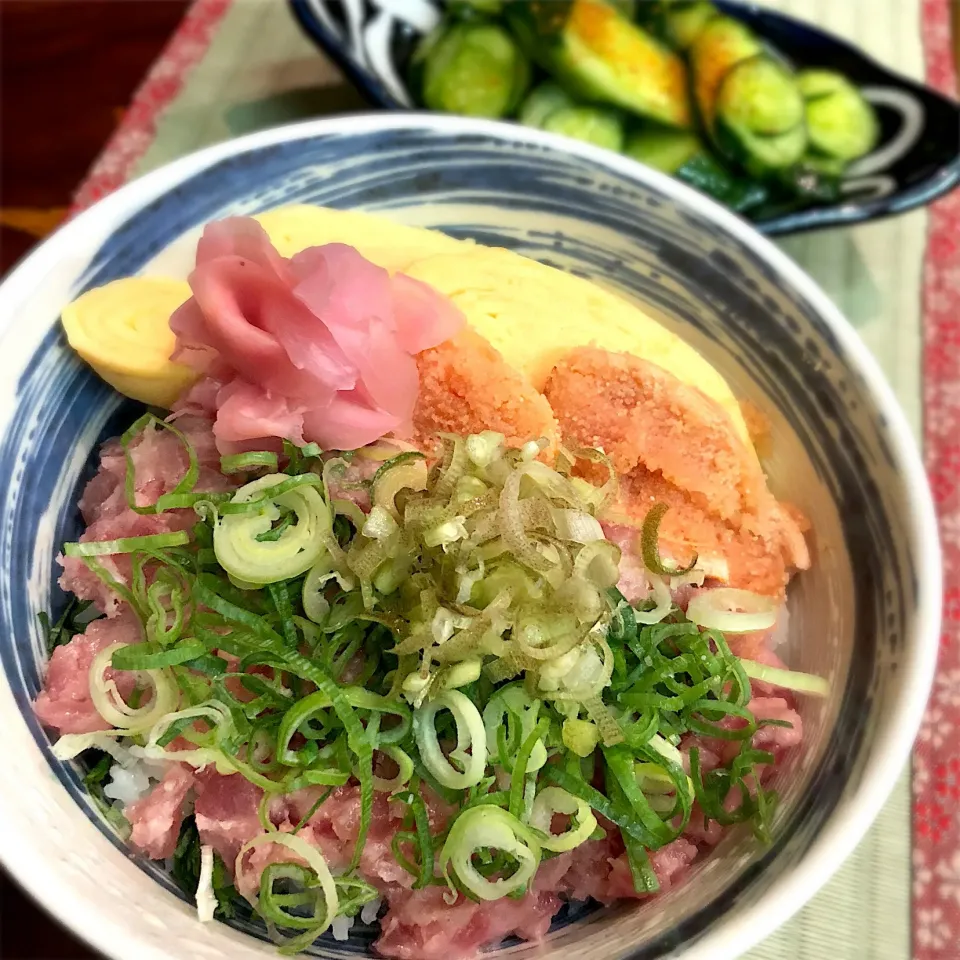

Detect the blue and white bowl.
xmin=0 ymin=115 xmax=940 ymax=960
xmin=290 ymin=0 xmax=960 ymax=235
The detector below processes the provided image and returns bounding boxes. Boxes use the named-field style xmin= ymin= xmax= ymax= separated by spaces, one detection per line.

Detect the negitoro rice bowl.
xmin=0 ymin=114 xmax=938 ymax=960
xmin=35 ymin=204 xmax=829 ymax=958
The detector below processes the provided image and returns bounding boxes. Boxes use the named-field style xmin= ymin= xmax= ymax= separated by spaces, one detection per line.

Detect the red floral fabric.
xmin=914 ymin=2 xmax=960 ymax=955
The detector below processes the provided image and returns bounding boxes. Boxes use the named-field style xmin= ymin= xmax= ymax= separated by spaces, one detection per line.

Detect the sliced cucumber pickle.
xmin=690 ymin=16 xmax=762 ymax=130
xmin=714 ymin=56 xmax=807 ymax=174
xmin=625 ymin=125 xmax=703 ymax=174
xmin=543 ymin=106 xmax=626 ymax=151
xmin=798 ymin=69 xmax=879 ymax=161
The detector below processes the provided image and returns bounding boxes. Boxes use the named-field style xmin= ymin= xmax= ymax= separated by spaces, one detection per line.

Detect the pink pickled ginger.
xmin=170 ymin=217 xmax=463 ymax=452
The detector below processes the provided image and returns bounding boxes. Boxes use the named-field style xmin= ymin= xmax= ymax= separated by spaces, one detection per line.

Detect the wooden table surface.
xmin=0 ymin=8 xmax=188 ymax=954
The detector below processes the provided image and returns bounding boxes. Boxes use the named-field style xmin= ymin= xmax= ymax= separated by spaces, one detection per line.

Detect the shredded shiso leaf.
xmin=53 ymin=420 xmax=827 ymax=950
xmin=39 ymin=596 xmax=97 ymax=654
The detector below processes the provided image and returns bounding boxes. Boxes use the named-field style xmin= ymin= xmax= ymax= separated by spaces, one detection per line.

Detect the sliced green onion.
xmin=634 ymin=573 xmax=672 ymax=625
xmin=509 ymin=718 xmax=549 ymax=818
xmin=439 ymin=805 xmax=541 ymax=902
xmin=282 ymin=767 xmax=351 ymax=793
xmin=214 ymin=473 xmax=331 ymax=585
xmin=582 ymin=694 xmax=624 ymax=747
xmin=528 ymin=786 xmax=598 ymax=852
xmin=372 ymin=455 xmax=427 ymax=519
xmin=236 ymin=833 xmax=338 ymax=943
xmin=621 ymin=830 xmax=660 ymax=895
xmin=284 ymin=440 xmax=323 ymax=475
xmin=686 ymin=588 xmax=779 ymax=633
xmin=121 ymin=414 xmax=200 ymax=515
xmin=603 ymin=745 xmax=676 ymax=846
xmin=391 ymin=789 xmax=435 ymax=889
xmin=362 ymin=505 xmax=399 ymax=541
xmin=144 ymin=569 xmax=189 ymax=646
xmin=111 ymin=638 xmax=205 ymax=671
xmin=683 ymin=698 xmax=757 ymax=740
xmin=551 ymin=508 xmax=604 ymax=544
xmin=64 ymin=531 xmax=190 ymax=557
xmin=258 ymin=862 xmax=327 ymax=932
xmin=302 ymin=559 xmax=352 ymax=624
xmin=216 ymin=473 xmax=325 ymax=514
xmin=195 ymin=591 xmax=377 ymax=868
xmin=707 ymin=629 xmax=752 ymax=707
xmin=372 ymin=746 xmax=414 ymax=793
xmin=641 ymin=502 xmax=697 ymax=575
xmin=540 ymin=634 xmax=614 ymax=702
xmin=483 ymin=684 xmax=547 ymax=772
xmin=274 ymin=687 xmax=408 ymax=767
xmin=438 ymin=657 xmax=482 ymax=690
xmin=275 ymin=691 xmax=334 ymax=766
xmin=648 ymin=733 xmax=686 ymax=768
xmin=562 ymin=717 xmax=600 ymax=758
xmin=414 ymin=690 xmax=487 ymax=790
xmin=51 ymin=416 xmax=803 ymax=901
xmin=465 ymin=432 xmax=504 ymax=468
xmin=498 ymin=465 xmax=554 ymax=574
xmin=89 ymin=643 xmax=179 ymax=732
xmin=634 ymin=762 xmax=677 ymax=794
xmin=332 ymin=498 xmax=367 ymax=532
xmin=432 ymin=435 xmax=468 ymax=500
xmin=138 ymin=702 xmax=235 ymax=770
xmin=514 ymin=610 xmax=583 ymax=663
xmin=220 ymin=451 xmax=279 ymax=474
xmin=739 ymin=658 xmax=830 ymax=696
xmin=568 ymin=446 xmax=618 ymax=509
xmin=540 ymin=764 xmax=657 ymax=846
xmin=293 ymin=787 xmax=335 ymax=834
xmin=572 ymin=540 xmax=622 ymax=589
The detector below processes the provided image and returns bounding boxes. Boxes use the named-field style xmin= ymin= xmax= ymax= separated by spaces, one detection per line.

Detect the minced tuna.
xmin=37 ymin=411 xmax=806 ymax=960
xmin=37 ymin=221 xmax=812 ymax=960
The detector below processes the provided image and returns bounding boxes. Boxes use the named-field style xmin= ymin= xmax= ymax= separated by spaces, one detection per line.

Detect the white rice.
xmin=103 ymin=763 xmax=153 ymax=804
xmin=97 ymin=740 xmax=175 ymax=806
xmin=331 ymin=915 xmax=354 ymax=941
xmin=360 ymin=898 xmax=382 ymax=924
xmin=769 ymin=603 xmax=790 ymax=649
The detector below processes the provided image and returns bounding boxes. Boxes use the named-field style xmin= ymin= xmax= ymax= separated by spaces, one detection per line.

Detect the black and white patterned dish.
xmin=290 ymin=0 xmax=960 ymax=235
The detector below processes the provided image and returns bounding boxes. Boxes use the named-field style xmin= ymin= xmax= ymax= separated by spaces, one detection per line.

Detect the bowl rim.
xmin=0 ymin=112 xmax=941 ymax=960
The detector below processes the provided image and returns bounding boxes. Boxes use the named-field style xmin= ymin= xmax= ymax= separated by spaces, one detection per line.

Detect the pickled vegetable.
xmin=625 ymin=125 xmax=702 ymax=173
xmin=665 ymin=1 xmax=718 ymax=50
xmin=675 ymin=154 xmax=769 ymax=212
xmin=714 ymin=56 xmax=807 ymax=175
xmin=420 ymin=0 xmax=875 ymax=222
xmin=447 ymin=0 xmax=503 ymax=20
xmin=798 ymin=69 xmax=879 ymax=161
xmin=518 ymin=81 xmax=576 ymax=128
xmin=422 ymin=23 xmax=531 ymax=118
xmin=689 ymin=16 xmax=761 ymax=131
xmin=507 ymin=0 xmax=692 ymax=128
xmin=543 ymin=105 xmax=626 ymax=150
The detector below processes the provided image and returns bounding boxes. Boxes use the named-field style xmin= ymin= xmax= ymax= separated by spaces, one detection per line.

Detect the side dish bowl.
xmin=289 ymin=0 xmax=960 ymax=235
xmin=0 ymin=114 xmax=940 ymax=960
